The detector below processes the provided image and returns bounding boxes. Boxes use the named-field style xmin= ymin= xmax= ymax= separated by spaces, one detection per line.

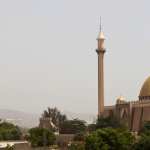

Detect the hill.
xmin=0 ymin=109 xmax=96 ymax=128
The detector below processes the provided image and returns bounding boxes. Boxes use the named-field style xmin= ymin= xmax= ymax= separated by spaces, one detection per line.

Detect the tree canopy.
xmin=85 ymin=128 xmax=134 ymax=150
xmin=133 ymin=121 xmax=150 ymax=150
xmin=132 ymin=133 xmax=150 ymax=150
xmin=42 ymin=107 xmax=67 ymax=128
xmin=140 ymin=121 xmax=150 ymax=134
xmin=96 ymin=116 xmax=126 ymax=129
xmin=28 ymin=127 xmax=56 ymax=147
xmin=0 ymin=122 xmax=22 ymax=140
xmin=60 ymin=119 xmax=87 ymax=134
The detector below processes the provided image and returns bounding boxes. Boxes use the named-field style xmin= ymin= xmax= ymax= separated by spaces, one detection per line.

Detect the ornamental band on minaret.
xmin=96 ymin=21 xmax=106 ymax=116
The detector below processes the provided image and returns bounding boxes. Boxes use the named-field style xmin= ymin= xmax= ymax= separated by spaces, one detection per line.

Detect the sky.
xmin=0 ymin=0 xmax=150 ymax=115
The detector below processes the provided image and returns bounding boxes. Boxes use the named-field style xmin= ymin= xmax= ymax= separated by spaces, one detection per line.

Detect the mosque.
xmin=96 ymin=24 xmax=150 ymax=132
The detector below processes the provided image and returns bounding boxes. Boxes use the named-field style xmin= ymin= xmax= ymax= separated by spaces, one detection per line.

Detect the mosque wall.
xmin=142 ymin=106 xmax=150 ymax=121
xmin=131 ymin=107 xmax=142 ymax=131
xmin=104 ymin=100 xmax=150 ymax=132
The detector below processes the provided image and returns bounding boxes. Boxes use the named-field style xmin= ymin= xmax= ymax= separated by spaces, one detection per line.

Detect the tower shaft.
xmin=97 ymin=50 xmax=105 ymax=116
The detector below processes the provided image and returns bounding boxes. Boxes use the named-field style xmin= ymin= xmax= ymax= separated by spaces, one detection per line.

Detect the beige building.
xmin=96 ymin=24 xmax=150 ymax=132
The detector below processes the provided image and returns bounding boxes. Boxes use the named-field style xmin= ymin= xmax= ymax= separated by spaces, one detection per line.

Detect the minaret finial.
xmin=100 ymin=16 xmax=102 ymax=32
xmin=97 ymin=17 xmax=105 ymax=40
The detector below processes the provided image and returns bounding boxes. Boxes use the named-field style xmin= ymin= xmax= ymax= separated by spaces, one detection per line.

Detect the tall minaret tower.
xmin=96 ymin=19 xmax=106 ymax=116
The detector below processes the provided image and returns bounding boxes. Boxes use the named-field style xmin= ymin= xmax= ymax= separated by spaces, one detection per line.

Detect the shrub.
xmin=28 ymin=127 xmax=56 ymax=147
xmin=74 ymin=133 xmax=85 ymax=141
xmin=0 ymin=122 xmax=22 ymax=140
xmin=68 ymin=142 xmax=85 ymax=150
xmin=85 ymin=128 xmax=134 ymax=150
xmin=60 ymin=119 xmax=87 ymax=134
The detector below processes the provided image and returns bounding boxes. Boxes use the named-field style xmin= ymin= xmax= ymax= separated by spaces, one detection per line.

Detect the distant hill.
xmin=0 ymin=109 xmax=96 ymax=128
xmin=0 ymin=109 xmax=39 ymax=128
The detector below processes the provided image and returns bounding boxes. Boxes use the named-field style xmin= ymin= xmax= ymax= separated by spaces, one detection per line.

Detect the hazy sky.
xmin=0 ymin=0 xmax=150 ymax=115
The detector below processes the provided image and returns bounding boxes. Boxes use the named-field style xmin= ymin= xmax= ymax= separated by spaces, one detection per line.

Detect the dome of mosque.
xmin=116 ymin=96 xmax=126 ymax=104
xmin=139 ymin=76 xmax=150 ymax=100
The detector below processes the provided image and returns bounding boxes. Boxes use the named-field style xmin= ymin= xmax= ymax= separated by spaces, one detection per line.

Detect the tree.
xmin=42 ymin=107 xmax=67 ymax=128
xmin=74 ymin=132 xmax=85 ymax=141
xmin=85 ymin=128 xmax=134 ymax=150
xmin=140 ymin=121 xmax=150 ymax=134
xmin=133 ymin=121 xmax=150 ymax=150
xmin=28 ymin=127 xmax=56 ymax=147
xmin=96 ymin=116 xmax=126 ymax=129
xmin=132 ymin=134 xmax=150 ymax=150
xmin=68 ymin=142 xmax=85 ymax=150
xmin=60 ymin=119 xmax=87 ymax=134
xmin=87 ymin=123 xmax=96 ymax=133
xmin=0 ymin=122 xmax=22 ymax=140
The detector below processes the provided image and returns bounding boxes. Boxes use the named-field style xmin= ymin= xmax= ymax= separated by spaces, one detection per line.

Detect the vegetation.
xmin=3 ymin=107 xmax=150 ymax=150
xmin=132 ymin=121 xmax=150 ymax=150
xmin=0 ymin=122 xmax=22 ymax=140
xmin=74 ymin=132 xmax=85 ymax=141
xmin=85 ymin=128 xmax=134 ymax=150
xmin=28 ymin=127 xmax=56 ymax=147
xmin=68 ymin=142 xmax=85 ymax=150
xmin=96 ymin=116 xmax=126 ymax=129
xmin=87 ymin=123 xmax=96 ymax=133
xmin=140 ymin=121 xmax=150 ymax=134
xmin=42 ymin=107 xmax=67 ymax=128
xmin=60 ymin=119 xmax=87 ymax=134
xmin=132 ymin=133 xmax=150 ymax=150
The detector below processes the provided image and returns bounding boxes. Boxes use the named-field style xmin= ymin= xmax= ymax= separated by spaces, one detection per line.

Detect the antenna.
xmin=100 ymin=16 xmax=102 ymax=32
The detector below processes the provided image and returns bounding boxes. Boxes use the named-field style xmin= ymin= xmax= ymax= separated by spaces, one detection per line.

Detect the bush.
xmin=87 ymin=123 xmax=96 ymax=133
xmin=133 ymin=134 xmax=150 ymax=150
xmin=140 ymin=121 xmax=150 ymax=134
xmin=96 ymin=116 xmax=126 ymax=129
xmin=60 ymin=119 xmax=87 ymax=134
xmin=74 ymin=133 xmax=85 ymax=141
xmin=0 ymin=122 xmax=22 ymax=140
xmin=68 ymin=142 xmax=85 ymax=150
xmin=28 ymin=127 xmax=56 ymax=147
xmin=85 ymin=128 xmax=134 ymax=150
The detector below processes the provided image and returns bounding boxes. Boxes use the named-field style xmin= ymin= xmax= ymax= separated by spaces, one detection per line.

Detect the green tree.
xmin=28 ymin=127 xmax=56 ymax=147
xmin=0 ymin=122 xmax=22 ymax=140
xmin=74 ymin=132 xmax=85 ymax=141
xmin=96 ymin=116 xmax=126 ymax=129
xmin=87 ymin=123 xmax=96 ymax=133
xmin=140 ymin=121 xmax=150 ymax=134
xmin=85 ymin=128 xmax=134 ymax=150
xmin=42 ymin=107 xmax=67 ymax=128
xmin=60 ymin=119 xmax=87 ymax=134
xmin=68 ymin=142 xmax=85 ymax=150
xmin=132 ymin=133 xmax=150 ymax=150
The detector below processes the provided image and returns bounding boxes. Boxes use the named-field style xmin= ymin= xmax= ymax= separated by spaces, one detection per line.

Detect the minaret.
xmin=96 ymin=19 xmax=106 ymax=116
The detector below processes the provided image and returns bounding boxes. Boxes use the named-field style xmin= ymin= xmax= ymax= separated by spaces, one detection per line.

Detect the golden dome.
xmin=116 ymin=96 xmax=126 ymax=104
xmin=139 ymin=76 xmax=150 ymax=99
